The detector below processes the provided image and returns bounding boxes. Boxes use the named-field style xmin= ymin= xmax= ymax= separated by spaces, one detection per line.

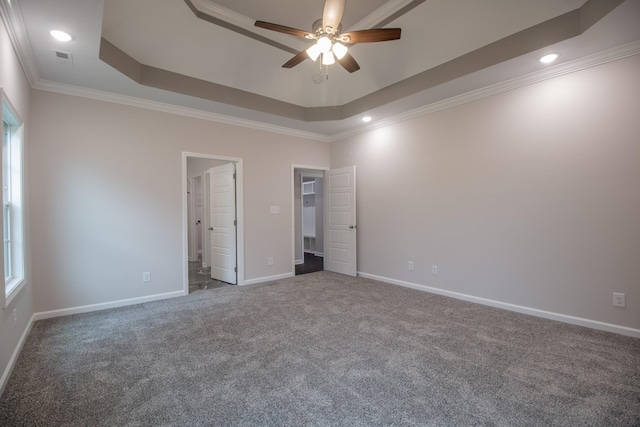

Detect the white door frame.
xmin=183 ymin=152 xmax=245 ymax=293
xmin=201 ymin=170 xmax=211 ymax=268
xmin=291 ymin=164 xmax=329 ymax=275
xmin=187 ymin=179 xmax=196 ymax=261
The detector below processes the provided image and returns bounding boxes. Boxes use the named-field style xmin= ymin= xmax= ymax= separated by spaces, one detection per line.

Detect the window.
xmin=2 ymin=98 xmax=25 ymax=305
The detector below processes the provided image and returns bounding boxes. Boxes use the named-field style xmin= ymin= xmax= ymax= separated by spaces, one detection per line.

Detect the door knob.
xmin=208 ymin=227 xmax=214 ymax=231
xmin=349 ymin=225 xmax=356 ymax=229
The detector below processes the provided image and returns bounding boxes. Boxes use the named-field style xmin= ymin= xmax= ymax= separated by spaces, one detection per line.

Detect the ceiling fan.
xmin=255 ymin=0 xmax=401 ymax=73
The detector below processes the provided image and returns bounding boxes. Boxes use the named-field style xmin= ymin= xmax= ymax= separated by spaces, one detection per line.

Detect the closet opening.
xmin=292 ymin=167 xmax=326 ymax=276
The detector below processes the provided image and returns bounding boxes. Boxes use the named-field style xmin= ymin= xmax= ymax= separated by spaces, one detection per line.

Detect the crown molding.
xmin=31 ymin=39 xmax=640 ymax=144
xmin=33 ymin=80 xmax=332 ymax=143
xmin=329 ymin=40 xmax=640 ymax=142
xmin=0 ymin=0 xmax=40 ymax=86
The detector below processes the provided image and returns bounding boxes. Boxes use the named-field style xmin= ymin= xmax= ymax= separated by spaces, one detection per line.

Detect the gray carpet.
xmin=1 ymin=271 xmax=639 ymax=426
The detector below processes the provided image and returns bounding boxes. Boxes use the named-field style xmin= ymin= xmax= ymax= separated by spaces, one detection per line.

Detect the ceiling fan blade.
xmin=337 ymin=52 xmax=360 ymax=73
xmin=255 ymin=21 xmax=313 ymax=38
xmin=341 ymin=28 xmax=401 ymax=43
xmin=282 ymin=50 xmax=310 ymax=69
xmin=322 ymin=0 xmax=346 ymax=34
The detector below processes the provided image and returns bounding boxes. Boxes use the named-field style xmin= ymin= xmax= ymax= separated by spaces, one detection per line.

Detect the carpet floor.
xmin=1 ymin=271 xmax=639 ymax=426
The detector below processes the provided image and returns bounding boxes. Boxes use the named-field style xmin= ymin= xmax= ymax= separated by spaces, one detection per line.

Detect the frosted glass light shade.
xmin=317 ymin=36 xmax=332 ymax=53
xmin=322 ymin=52 xmax=335 ymax=65
xmin=332 ymin=42 xmax=348 ymax=60
xmin=306 ymin=44 xmax=321 ymax=61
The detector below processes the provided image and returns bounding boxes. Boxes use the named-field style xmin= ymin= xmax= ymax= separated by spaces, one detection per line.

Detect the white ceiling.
xmin=4 ymin=0 xmax=640 ymax=139
xmin=102 ymin=0 xmax=586 ymax=107
xmin=211 ymin=0 xmax=390 ymax=32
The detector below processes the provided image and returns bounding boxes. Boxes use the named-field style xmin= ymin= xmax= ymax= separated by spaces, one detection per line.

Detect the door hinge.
xmin=233 ymin=173 xmax=236 ymax=180
xmin=234 ymin=219 xmax=237 ymax=226
xmin=234 ymin=267 xmax=237 ymax=273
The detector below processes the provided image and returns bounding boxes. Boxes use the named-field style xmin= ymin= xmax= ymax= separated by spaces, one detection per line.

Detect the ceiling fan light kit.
xmin=255 ymin=0 xmax=401 ymax=75
xmin=316 ymin=36 xmax=332 ymax=53
xmin=332 ymin=42 xmax=348 ymax=60
xmin=306 ymin=44 xmax=321 ymax=61
xmin=322 ymin=52 xmax=336 ymax=65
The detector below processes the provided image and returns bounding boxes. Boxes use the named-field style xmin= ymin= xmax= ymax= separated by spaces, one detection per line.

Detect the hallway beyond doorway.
xmin=188 ymin=261 xmax=232 ymax=293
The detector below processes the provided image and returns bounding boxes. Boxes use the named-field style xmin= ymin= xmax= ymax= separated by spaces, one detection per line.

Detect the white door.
xmin=201 ymin=170 xmax=211 ymax=268
xmin=209 ymin=163 xmax=237 ymax=284
xmin=324 ymin=166 xmax=357 ymax=276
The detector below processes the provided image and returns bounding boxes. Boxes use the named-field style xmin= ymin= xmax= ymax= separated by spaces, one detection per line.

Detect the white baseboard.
xmin=33 ymin=291 xmax=184 ymax=321
xmin=295 ymin=259 xmax=304 ymax=265
xmin=358 ymin=272 xmax=640 ymax=339
xmin=0 ymin=313 xmax=35 ymax=396
xmin=243 ymin=272 xmax=294 ymax=286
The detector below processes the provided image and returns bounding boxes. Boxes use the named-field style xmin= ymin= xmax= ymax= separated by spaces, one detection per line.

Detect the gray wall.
xmin=28 ymin=90 xmax=330 ymax=313
xmin=332 ymin=54 xmax=640 ymax=330
xmin=0 ymin=16 xmax=34 ymax=392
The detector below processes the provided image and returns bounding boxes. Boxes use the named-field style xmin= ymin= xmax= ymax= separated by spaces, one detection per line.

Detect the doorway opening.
xmin=292 ymin=165 xmax=328 ymax=276
xmin=183 ymin=153 xmax=244 ymax=294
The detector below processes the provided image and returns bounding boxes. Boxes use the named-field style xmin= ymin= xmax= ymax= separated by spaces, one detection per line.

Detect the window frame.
xmin=2 ymin=95 xmax=25 ymax=307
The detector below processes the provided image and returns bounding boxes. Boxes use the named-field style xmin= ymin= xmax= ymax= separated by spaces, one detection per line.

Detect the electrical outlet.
xmin=143 ymin=272 xmax=151 ymax=283
xmin=432 ymin=265 xmax=438 ymax=275
xmin=613 ymin=293 xmax=625 ymax=307
xmin=268 ymin=257 xmax=274 ymax=266
xmin=408 ymin=261 xmax=414 ymax=271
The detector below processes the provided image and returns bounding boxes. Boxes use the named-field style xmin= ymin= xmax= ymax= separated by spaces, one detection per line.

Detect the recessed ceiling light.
xmin=50 ymin=30 xmax=72 ymax=42
xmin=362 ymin=116 xmax=372 ymax=123
xmin=540 ymin=53 xmax=558 ymax=64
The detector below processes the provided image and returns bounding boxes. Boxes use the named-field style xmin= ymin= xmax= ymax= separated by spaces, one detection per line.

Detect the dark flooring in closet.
xmin=295 ymin=253 xmax=324 ymax=275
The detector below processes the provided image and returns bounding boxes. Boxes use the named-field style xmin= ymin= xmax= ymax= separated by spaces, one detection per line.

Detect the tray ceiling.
xmin=5 ymin=0 xmax=640 ymax=137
